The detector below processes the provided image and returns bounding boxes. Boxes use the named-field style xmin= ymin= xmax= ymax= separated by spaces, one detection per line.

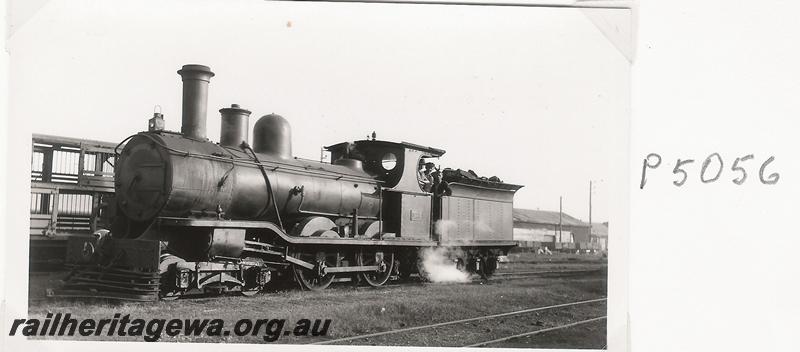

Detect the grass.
xmin=489 ymin=317 xmax=607 ymax=349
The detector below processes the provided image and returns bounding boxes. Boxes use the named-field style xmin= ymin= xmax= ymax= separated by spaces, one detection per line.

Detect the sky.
xmin=8 ymin=0 xmax=630 ymax=223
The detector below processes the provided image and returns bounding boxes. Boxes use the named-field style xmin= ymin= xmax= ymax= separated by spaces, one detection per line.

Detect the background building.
xmin=590 ymin=222 xmax=609 ymax=250
xmin=512 ymin=208 xmax=607 ymax=251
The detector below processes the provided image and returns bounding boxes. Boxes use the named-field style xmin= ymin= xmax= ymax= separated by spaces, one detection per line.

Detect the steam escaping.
xmin=420 ymin=247 xmax=470 ymax=283
xmin=434 ymin=220 xmax=457 ymax=237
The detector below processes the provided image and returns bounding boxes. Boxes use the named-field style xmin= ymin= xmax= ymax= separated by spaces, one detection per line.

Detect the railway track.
xmin=465 ymin=316 xmax=607 ymax=347
xmin=492 ymin=268 xmax=606 ymax=278
xmin=311 ymin=297 xmax=607 ymax=346
xmin=36 ymin=267 xmax=605 ymax=300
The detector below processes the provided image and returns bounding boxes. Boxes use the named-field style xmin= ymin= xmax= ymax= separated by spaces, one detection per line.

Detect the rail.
xmin=312 ymin=297 xmax=606 ymax=345
xmin=464 ymin=316 xmax=607 ymax=347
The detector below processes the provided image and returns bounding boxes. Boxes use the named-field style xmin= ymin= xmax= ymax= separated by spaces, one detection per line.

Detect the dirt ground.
xmin=26 ymin=252 xmax=607 ymax=348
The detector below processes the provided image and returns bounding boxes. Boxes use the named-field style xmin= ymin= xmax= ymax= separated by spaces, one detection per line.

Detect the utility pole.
xmin=589 ymin=181 xmax=593 ymax=243
xmin=559 ymin=196 xmax=563 ymax=243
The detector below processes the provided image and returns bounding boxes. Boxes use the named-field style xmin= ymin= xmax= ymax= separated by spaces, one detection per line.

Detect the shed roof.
xmin=513 ymin=208 xmax=589 ymax=228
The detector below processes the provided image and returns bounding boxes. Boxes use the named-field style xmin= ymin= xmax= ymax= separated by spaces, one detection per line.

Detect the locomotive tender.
xmin=57 ymin=64 xmax=523 ymax=300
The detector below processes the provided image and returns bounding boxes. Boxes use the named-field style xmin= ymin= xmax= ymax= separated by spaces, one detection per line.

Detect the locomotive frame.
xmin=53 ymin=64 xmax=523 ymax=301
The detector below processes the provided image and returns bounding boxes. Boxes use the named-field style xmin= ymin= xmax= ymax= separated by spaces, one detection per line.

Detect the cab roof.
xmin=325 ymin=139 xmax=446 ymax=158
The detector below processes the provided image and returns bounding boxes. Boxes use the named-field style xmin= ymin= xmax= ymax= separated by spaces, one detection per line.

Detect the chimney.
xmin=177 ymin=64 xmax=215 ymax=139
xmin=219 ymin=104 xmax=252 ymax=147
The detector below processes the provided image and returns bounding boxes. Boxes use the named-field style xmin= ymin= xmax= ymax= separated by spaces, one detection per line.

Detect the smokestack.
xmin=219 ymin=104 xmax=252 ymax=147
xmin=177 ymin=64 xmax=215 ymax=139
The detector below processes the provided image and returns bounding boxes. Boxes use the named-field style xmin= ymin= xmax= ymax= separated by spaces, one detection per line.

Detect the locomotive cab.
xmin=326 ymin=140 xmax=446 ymax=240
xmin=325 ymin=139 xmax=523 ymax=243
xmin=325 ymin=140 xmax=445 ymax=190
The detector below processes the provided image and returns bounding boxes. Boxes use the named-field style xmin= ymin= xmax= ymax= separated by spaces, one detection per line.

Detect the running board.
xmin=157 ymin=217 xmax=518 ymax=248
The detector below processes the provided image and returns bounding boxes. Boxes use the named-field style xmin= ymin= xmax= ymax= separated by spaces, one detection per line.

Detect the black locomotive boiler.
xmin=57 ymin=64 xmax=523 ymax=300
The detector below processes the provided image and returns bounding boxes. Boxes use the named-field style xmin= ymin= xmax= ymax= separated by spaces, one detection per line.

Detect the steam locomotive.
xmin=56 ymin=64 xmax=523 ymax=301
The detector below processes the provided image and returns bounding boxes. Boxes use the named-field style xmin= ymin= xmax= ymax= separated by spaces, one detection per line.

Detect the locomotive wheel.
xmin=293 ymin=251 xmax=336 ymax=291
xmin=479 ymin=255 xmax=498 ymax=279
xmin=396 ymin=252 xmax=415 ymax=280
xmin=160 ymin=290 xmax=183 ymax=301
xmin=158 ymin=254 xmax=187 ymax=300
xmin=357 ymin=251 xmax=395 ymax=287
xmin=240 ymin=259 xmax=267 ymax=297
xmin=240 ymin=288 xmax=260 ymax=297
xmin=416 ymin=257 xmax=430 ymax=281
xmin=398 ymin=265 xmax=412 ymax=280
xmin=158 ymin=253 xmax=185 ymax=274
xmin=295 ymin=266 xmax=335 ymax=291
xmin=455 ymin=258 xmax=467 ymax=273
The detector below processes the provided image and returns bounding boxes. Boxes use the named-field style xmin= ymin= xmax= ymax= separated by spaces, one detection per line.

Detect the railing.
xmin=32 ymin=134 xmax=116 ymax=189
xmin=30 ymin=134 xmax=117 ymax=241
